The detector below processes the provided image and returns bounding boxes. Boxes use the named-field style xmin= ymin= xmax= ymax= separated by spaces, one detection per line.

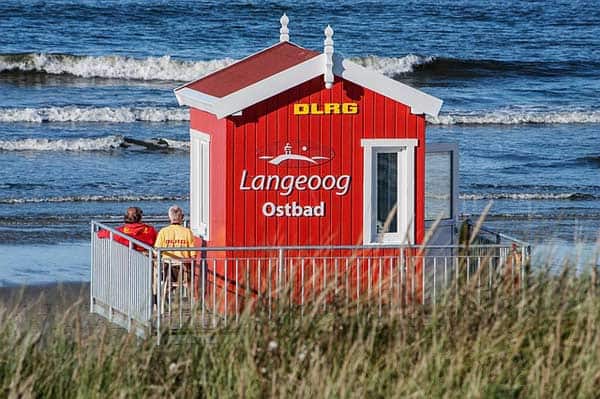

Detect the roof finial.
xmin=324 ymin=25 xmax=334 ymax=89
xmin=280 ymin=14 xmax=290 ymax=42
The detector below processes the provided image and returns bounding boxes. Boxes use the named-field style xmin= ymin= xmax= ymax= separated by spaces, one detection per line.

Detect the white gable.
xmin=332 ymin=54 xmax=443 ymax=116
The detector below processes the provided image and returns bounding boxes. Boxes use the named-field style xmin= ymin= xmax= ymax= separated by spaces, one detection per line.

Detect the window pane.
xmin=377 ymin=152 xmax=398 ymax=233
xmin=425 ymin=151 xmax=452 ymax=220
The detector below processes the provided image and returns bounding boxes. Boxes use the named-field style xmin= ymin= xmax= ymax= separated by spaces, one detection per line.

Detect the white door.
xmin=361 ymin=139 xmax=418 ymax=244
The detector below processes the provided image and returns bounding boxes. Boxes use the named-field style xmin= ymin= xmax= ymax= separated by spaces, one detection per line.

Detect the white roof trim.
xmin=332 ymin=54 xmax=442 ymax=116
xmin=211 ymin=54 xmax=325 ymax=119
xmin=174 ymin=88 xmax=218 ymax=113
xmin=175 ymin=51 xmax=442 ymax=119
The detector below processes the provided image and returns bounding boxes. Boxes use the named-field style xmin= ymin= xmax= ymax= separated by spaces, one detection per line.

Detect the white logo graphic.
xmin=259 ymin=143 xmax=329 ymax=165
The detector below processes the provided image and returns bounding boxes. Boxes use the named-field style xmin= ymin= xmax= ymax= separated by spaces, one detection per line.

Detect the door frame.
xmin=361 ymin=138 xmax=418 ymax=244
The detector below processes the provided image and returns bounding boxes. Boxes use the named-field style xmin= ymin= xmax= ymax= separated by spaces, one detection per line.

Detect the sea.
xmin=0 ymin=0 xmax=599 ymax=286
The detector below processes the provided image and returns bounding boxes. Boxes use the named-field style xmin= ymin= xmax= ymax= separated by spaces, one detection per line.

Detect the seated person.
xmin=154 ymin=205 xmax=196 ymax=305
xmin=154 ymin=205 xmax=195 ymax=260
xmin=98 ymin=206 xmax=157 ymax=251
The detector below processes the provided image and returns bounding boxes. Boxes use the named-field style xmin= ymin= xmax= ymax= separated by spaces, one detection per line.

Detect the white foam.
xmin=159 ymin=138 xmax=190 ymax=150
xmin=461 ymin=193 xmax=593 ymax=200
xmin=428 ymin=110 xmax=600 ymax=125
xmin=0 ymin=106 xmax=189 ymax=123
xmin=0 ymin=53 xmax=235 ymax=81
xmin=0 ymin=136 xmax=125 ymax=151
xmin=0 ymin=135 xmax=189 ymax=152
xmin=10 ymin=106 xmax=600 ymax=126
xmin=0 ymin=194 xmax=188 ymax=204
xmin=0 ymin=52 xmax=435 ymax=81
xmin=350 ymin=54 xmax=434 ymax=75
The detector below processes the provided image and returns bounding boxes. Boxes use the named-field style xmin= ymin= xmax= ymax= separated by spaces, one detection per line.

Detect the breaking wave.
xmin=427 ymin=110 xmax=600 ymax=125
xmin=348 ymin=56 xmax=596 ymax=79
xmin=0 ymin=52 xmax=433 ymax=81
xmin=1 ymin=52 xmax=595 ymax=82
xmin=0 ymin=106 xmax=189 ymax=123
xmin=350 ymin=54 xmax=435 ymax=75
xmin=0 ymin=135 xmax=189 ymax=152
xmin=460 ymin=193 xmax=597 ymax=200
xmin=0 ymin=53 xmax=234 ymax=81
xmin=0 ymin=194 xmax=188 ymax=204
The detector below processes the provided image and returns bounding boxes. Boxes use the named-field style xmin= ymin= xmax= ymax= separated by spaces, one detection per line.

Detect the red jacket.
xmin=97 ymin=222 xmax=157 ymax=251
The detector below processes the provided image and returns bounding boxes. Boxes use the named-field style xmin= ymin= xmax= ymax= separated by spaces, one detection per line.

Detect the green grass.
xmin=2 ymin=267 xmax=600 ymax=398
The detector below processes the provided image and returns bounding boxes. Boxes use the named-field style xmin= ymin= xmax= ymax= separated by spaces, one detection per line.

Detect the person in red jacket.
xmin=98 ymin=207 xmax=157 ymax=251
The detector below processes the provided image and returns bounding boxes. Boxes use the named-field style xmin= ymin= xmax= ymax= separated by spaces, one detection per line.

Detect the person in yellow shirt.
xmin=155 ymin=205 xmax=195 ymax=260
xmin=155 ymin=205 xmax=196 ymax=308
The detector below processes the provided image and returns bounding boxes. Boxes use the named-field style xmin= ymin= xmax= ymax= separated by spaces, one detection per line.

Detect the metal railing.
xmin=90 ymin=220 xmax=531 ymax=344
xmin=90 ymin=225 xmax=156 ymax=337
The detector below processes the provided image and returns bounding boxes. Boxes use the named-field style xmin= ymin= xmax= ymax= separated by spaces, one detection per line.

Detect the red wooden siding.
xmin=204 ymin=76 xmax=427 ymax=248
xmin=190 ymin=77 xmax=427 ymax=312
xmin=190 ymin=108 xmax=229 ymax=245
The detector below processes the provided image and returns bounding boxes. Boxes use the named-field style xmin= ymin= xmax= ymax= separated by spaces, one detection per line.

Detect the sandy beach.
xmin=0 ymin=282 xmax=89 ymax=312
xmin=0 ymin=282 xmax=118 ymax=335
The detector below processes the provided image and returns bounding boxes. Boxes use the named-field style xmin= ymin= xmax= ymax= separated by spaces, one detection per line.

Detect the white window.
xmin=361 ymin=139 xmax=417 ymax=244
xmin=190 ymin=129 xmax=210 ymax=239
xmin=425 ymin=143 xmax=458 ymax=222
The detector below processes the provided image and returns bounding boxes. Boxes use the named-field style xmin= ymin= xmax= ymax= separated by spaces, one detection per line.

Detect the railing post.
xmin=378 ymin=258 xmax=382 ymax=316
xmin=301 ymin=258 xmax=305 ymax=314
xmin=323 ymin=258 xmax=327 ymax=311
xmin=167 ymin=261 xmax=172 ymax=322
xmin=235 ymin=259 xmax=239 ymax=323
xmin=178 ymin=261 xmax=183 ymax=329
xmin=201 ymin=257 xmax=206 ymax=327
xmin=444 ymin=256 xmax=448 ymax=294
xmin=224 ymin=259 xmax=228 ymax=324
xmin=190 ymin=259 xmax=195 ymax=324
xmin=389 ymin=257 xmax=394 ymax=316
xmin=411 ymin=257 xmax=415 ymax=308
xmin=127 ymin=241 xmax=133 ymax=332
xmin=334 ymin=258 xmax=339 ymax=300
xmin=592 ymin=247 xmax=599 ymax=293
xmin=477 ymin=256 xmax=481 ymax=305
xmin=90 ymin=223 xmax=95 ymax=314
xmin=213 ymin=258 xmax=217 ymax=328
xmin=422 ymin=256 xmax=426 ymax=306
xmin=433 ymin=257 xmax=437 ymax=308
xmin=400 ymin=250 xmax=404 ymax=309
xmin=156 ymin=250 xmax=162 ymax=346
xmin=521 ymin=245 xmax=527 ymax=302
xmin=367 ymin=258 xmax=372 ymax=300
xmin=108 ymin=231 xmax=113 ymax=323
xmin=356 ymin=258 xmax=361 ymax=312
xmin=147 ymin=250 xmax=153 ymax=328
xmin=268 ymin=259 xmax=272 ymax=320
xmin=466 ymin=257 xmax=470 ymax=284
xmin=278 ymin=248 xmax=284 ymax=296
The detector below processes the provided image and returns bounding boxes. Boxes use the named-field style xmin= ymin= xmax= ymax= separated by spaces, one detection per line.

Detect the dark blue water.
xmin=1 ymin=0 xmax=599 ymax=285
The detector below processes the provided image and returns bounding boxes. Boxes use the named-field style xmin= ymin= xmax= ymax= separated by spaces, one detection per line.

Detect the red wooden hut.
xmin=174 ymin=16 xmax=448 ymax=312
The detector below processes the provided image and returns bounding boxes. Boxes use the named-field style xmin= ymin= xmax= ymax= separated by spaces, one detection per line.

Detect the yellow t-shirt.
xmin=155 ymin=224 xmax=196 ymax=260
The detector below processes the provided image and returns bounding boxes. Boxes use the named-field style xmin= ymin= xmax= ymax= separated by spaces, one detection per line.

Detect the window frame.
xmin=361 ymin=138 xmax=418 ymax=245
xmin=190 ymin=129 xmax=210 ymax=240
xmin=425 ymin=143 xmax=459 ymax=225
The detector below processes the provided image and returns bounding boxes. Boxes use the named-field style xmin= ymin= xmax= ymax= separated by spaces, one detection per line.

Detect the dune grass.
xmin=1 ymin=265 xmax=600 ymax=398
